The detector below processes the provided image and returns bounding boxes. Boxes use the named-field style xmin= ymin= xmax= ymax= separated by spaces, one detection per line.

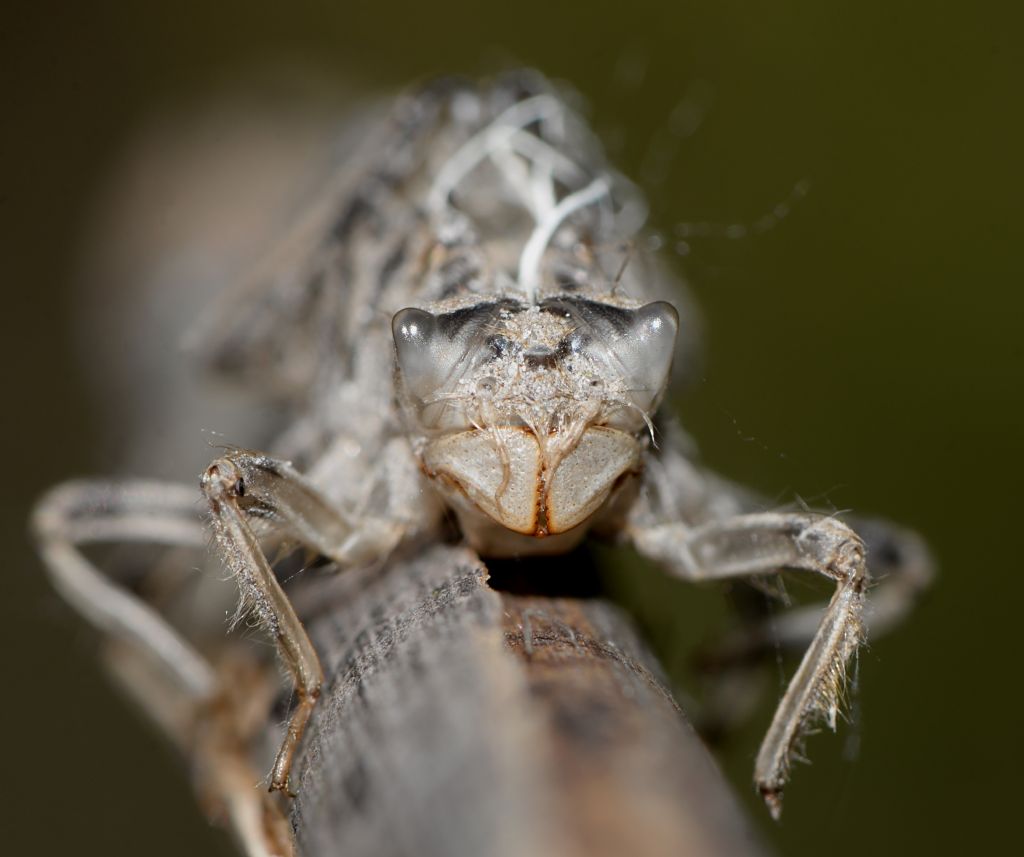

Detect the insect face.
xmin=393 ymin=295 xmax=678 ymax=548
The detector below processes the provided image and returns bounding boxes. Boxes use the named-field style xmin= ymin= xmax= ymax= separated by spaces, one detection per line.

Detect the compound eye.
xmin=610 ymin=301 xmax=679 ymax=410
xmin=392 ymin=308 xmax=450 ymax=402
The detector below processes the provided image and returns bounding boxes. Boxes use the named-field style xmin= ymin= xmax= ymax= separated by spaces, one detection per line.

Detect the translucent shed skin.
xmin=32 ymin=72 xmax=933 ymax=854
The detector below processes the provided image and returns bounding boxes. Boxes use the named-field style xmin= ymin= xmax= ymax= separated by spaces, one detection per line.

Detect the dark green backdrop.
xmin=4 ymin=2 xmax=1020 ymax=855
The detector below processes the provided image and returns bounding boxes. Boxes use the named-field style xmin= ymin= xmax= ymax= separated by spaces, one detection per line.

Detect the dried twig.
xmin=286 ymin=544 xmax=766 ymax=857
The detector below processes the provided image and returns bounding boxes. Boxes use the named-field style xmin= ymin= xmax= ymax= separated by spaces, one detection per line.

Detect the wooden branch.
xmin=284 ymin=544 xmax=766 ymax=857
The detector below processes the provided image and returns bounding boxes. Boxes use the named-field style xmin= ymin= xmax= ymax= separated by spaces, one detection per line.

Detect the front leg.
xmin=628 ymin=510 xmax=868 ymax=818
xmin=200 ymin=450 xmax=408 ymax=793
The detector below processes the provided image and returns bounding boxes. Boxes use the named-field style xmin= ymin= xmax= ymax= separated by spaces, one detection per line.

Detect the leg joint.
xmin=200 ymin=458 xmax=246 ymax=504
xmin=798 ymin=517 xmax=868 ymax=588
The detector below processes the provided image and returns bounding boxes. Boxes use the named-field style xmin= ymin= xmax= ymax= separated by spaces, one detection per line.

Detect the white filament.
xmin=427 ymin=94 xmax=564 ymax=214
xmin=517 ymin=176 xmax=610 ymax=303
xmin=429 ymin=91 xmax=618 ymax=303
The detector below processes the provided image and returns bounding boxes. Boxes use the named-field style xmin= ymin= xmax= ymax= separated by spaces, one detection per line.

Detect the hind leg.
xmin=32 ymin=478 xmax=295 ymax=856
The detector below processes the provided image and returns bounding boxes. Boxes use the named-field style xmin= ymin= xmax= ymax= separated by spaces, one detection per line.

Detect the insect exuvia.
xmin=32 ymin=71 xmax=932 ymax=851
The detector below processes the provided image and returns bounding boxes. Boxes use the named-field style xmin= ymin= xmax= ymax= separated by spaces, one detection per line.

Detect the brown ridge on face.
xmin=534 ymin=467 xmax=550 ymax=537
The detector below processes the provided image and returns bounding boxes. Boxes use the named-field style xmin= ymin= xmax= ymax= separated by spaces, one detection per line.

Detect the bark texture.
xmin=286 ymin=544 xmax=765 ymax=857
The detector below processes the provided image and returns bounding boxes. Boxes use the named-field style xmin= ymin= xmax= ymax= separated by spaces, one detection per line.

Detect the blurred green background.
xmin=3 ymin=1 xmax=1021 ymax=855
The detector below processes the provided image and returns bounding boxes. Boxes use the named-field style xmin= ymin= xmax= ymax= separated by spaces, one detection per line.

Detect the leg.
xmin=200 ymin=448 xmax=410 ymax=792
xmin=105 ymin=638 xmax=295 ymax=857
xmin=700 ymin=515 xmax=935 ymax=667
xmin=628 ymin=511 xmax=868 ymax=818
xmin=193 ymin=649 xmax=298 ymax=857
xmin=31 ymin=479 xmax=216 ymax=699
xmin=32 ymin=479 xmax=296 ymax=856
